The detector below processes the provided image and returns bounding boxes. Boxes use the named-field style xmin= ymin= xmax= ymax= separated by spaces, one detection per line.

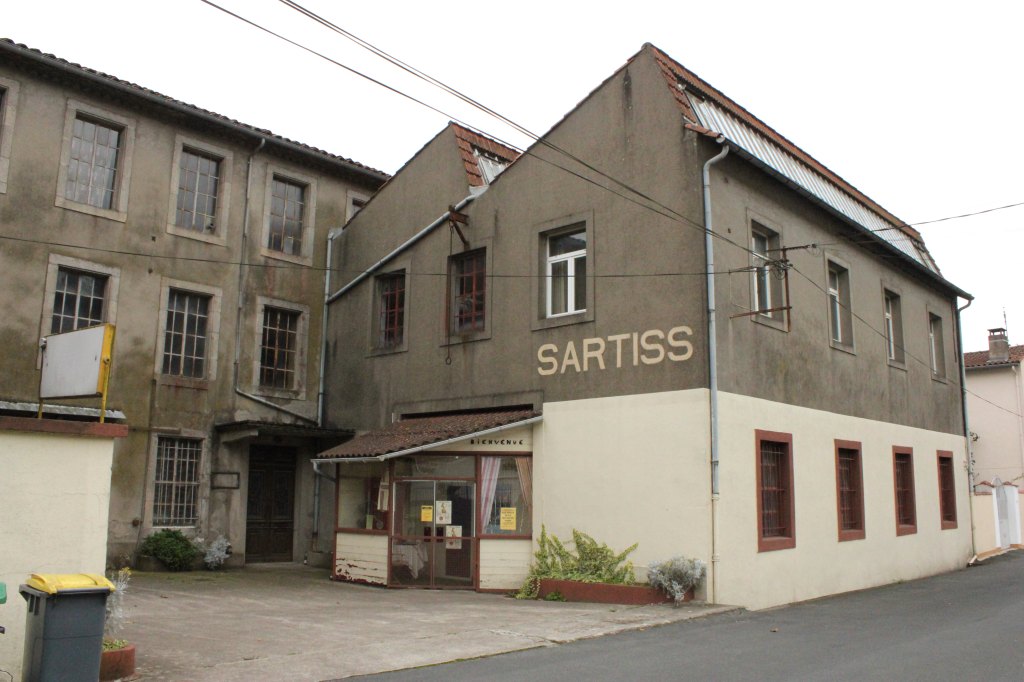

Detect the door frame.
xmin=388 ymin=475 xmax=476 ymax=589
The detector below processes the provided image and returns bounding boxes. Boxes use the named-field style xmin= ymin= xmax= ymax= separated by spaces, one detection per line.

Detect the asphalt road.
xmin=356 ymin=552 xmax=1024 ymax=681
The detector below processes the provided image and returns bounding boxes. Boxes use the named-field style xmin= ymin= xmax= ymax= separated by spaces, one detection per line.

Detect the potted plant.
xmin=647 ymin=556 xmax=706 ymax=605
xmin=100 ymin=567 xmax=135 ymax=681
xmin=138 ymin=529 xmax=200 ymax=571
xmin=516 ymin=527 xmax=670 ymax=604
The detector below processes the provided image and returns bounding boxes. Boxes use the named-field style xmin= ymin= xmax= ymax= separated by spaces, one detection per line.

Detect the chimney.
xmin=988 ymin=327 xmax=1010 ymax=363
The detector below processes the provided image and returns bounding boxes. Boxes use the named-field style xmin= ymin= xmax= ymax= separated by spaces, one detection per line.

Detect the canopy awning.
xmin=315 ymin=408 xmax=540 ymax=463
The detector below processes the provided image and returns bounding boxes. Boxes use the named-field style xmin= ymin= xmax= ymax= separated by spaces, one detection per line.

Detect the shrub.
xmin=139 ymin=529 xmax=199 ymax=571
xmin=647 ymin=556 xmax=706 ymax=605
xmin=516 ymin=526 xmax=637 ymax=599
xmin=203 ymin=535 xmax=232 ymax=570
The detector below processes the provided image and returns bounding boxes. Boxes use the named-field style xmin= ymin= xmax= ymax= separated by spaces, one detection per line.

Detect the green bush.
xmin=139 ymin=529 xmax=199 ymax=571
xmin=516 ymin=526 xmax=637 ymax=599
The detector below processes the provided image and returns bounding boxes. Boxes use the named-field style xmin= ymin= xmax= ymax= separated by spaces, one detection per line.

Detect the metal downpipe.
xmin=703 ymin=140 xmax=729 ymax=604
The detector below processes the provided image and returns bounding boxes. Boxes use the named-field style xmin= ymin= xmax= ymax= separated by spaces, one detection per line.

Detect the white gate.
xmin=991 ymin=479 xmax=1021 ymax=549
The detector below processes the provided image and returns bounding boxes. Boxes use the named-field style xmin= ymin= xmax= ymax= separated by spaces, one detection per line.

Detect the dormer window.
xmin=473 ymin=148 xmax=508 ymax=184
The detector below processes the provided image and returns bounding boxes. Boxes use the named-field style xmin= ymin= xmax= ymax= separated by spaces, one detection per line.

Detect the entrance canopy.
xmin=316 ymin=408 xmax=540 ymax=463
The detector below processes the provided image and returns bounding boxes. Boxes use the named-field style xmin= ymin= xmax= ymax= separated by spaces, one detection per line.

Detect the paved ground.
xmin=358 ymin=552 xmax=1024 ymax=682
xmin=120 ymin=565 xmax=733 ymax=681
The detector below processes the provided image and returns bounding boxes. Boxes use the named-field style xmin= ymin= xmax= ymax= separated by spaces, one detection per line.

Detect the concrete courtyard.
xmin=119 ymin=564 xmax=733 ymax=681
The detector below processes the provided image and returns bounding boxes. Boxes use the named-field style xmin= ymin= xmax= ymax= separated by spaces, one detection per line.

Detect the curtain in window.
xmin=515 ymin=457 xmax=532 ymax=515
xmin=479 ymin=457 xmax=502 ymax=529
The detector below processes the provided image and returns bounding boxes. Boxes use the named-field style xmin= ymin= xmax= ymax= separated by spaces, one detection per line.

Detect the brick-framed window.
xmin=450 ymin=248 xmax=486 ymax=333
xmin=54 ymin=100 xmax=135 ymax=221
xmin=893 ymin=446 xmax=917 ymax=536
xmin=51 ymin=267 xmax=108 ymax=333
xmin=152 ymin=436 xmax=202 ymax=527
xmin=835 ymin=439 xmax=865 ymax=541
xmin=260 ymin=306 xmax=300 ymax=389
xmin=162 ymin=289 xmax=210 ymax=379
xmin=756 ymin=429 xmax=795 ymax=552
xmin=377 ymin=271 xmax=406 ymax=349
xmin=937 ymin=451 xmax=957 ymax=530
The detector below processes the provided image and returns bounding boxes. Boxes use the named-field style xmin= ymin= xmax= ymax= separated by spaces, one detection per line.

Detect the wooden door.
xmin=246 ymin=447 xmax=296 ymax=562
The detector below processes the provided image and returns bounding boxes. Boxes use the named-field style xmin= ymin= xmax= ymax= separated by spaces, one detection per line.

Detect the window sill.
xmin=931 ymin=374 xmax=949 ymax=385
xmin=940 ymin=520 xmax=958 ymax=530
xmin=166 ymin=223 xmax=228 ymax=247
xmin=887 ymin=359 xmax=908 ymax=372
xmin=478 ymin=534 xmax=532 ymax=540
xmin=368 ymin=344 xmax=408 ymax=357
xmin=896 ymin=523 xmax=917 ymax=537
xmin=54 ymin=196 xmax=127 ymax=223
xmin=253 ymin=385 xmax=306 ymax=401
xmin=442 ymin=329 xmax=491 ymax=346
xmin=757 ymin=535 xmax=795 ymax=552
xmin=336 ymin=527 xmax=389 ymax=536
xmin=829 ymin=340 xmax=856 ymax=356
xmin=158 ymin=375 xmax=210 ymax=390
xmin=838 ymin=529 xmax=866 ymax=542
xmin=532 ymin=310 xmax=592 ymax=332
xmin=260 ymin=247 xmax=312 ymax=267
xmin=752 ymin=313 xmax=788 ymax=332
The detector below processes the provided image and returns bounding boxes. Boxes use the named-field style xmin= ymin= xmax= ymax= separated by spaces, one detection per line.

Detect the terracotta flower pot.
xmin=100 ymin=642 xmax=136 ymax=681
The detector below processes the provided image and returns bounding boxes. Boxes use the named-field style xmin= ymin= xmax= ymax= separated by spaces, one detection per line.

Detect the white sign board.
xmin=40 ymin=325 xmax=114 ymax=399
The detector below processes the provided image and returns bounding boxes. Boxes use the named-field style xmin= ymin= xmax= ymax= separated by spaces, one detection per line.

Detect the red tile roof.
xmin=0 ymin=39 xmax=388 ymax=181
xmin=648 ymin=44 xmax=924 ymax=244
xmin=451 ymin=123 xmax=521 ymax=187
xmin=964 ymin=345 xmax=1024 ymax=369
xmin=317 ymin=408 xmax=538 ymax=459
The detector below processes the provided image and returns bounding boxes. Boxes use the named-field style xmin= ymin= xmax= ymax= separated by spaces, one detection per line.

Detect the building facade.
xmin=0 ymin=40 xmax=387 ymax=565
xmin=964 ymin=328 xmax=1024 ymax=553
xmin=319 ymin=45 xmax=973 ymax=609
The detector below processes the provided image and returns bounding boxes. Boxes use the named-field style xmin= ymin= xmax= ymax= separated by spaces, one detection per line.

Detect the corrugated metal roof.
xmin=688 ymin=97 xmax=935 ymax=272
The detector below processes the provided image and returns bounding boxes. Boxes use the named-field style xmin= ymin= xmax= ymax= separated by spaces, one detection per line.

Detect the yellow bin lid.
xmin=24 ymin=573 xmax=115 ymax=594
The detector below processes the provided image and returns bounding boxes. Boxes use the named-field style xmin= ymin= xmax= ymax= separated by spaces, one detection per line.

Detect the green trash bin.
xmin=20 ymin=573 xmax=114 ymax=682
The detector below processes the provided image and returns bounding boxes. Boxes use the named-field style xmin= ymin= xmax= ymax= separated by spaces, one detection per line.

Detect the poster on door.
xmin=445 ymin=524 xmax=462 ymax=549
xmin=435 ymin=500 xmax=452 ymax=525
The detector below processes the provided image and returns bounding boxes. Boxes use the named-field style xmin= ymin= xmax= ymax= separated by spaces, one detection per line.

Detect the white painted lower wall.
xmin=0 ymin=429 xmax=115 ymax=681
xmin=715 ymin=391 xmax=973 ymax=610
xmin=533 ymin=390 xmax=713 ymax=582
xmin=478 ymin=539 xmax=532 ymax=590
xmin=335 ymin=533 xmax=388 ymax=585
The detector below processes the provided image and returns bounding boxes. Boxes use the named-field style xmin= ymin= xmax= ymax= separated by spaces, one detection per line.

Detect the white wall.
xmin=533 ymin=390 xmax=712 ymax=581
xmin=479 ymin=539 xmax=532 ymax=590
xmin=715 ymin=392 xmax=973 ymax=610
xmin=334 ymin=533 xmax=388 ymax=585
xmin=966 ymin=367 xmax=1024 ymax=485
xmin=0 ymin=426 xmax=116 ymax=680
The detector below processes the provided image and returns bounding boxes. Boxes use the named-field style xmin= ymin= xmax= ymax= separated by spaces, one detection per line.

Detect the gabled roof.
xmin=647 ymin=44 xmax=959 ymax=291
xmin=317 ymin=408 xmax=538 ymax=460
xmin=0 ymin=39 xmax=389 ymax=183
xmin=964 ymin=345 xmax=1024 ymax=369
xmin=451 ymin=123 xmax=521 ymax=187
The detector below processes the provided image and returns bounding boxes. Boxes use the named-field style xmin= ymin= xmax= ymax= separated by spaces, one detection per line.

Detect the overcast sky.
xmin=6 ymin=0 xmax=1022 ymax=351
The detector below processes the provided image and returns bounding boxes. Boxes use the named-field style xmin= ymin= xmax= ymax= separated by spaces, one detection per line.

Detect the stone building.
xmin=0 ymin=39 xmax=386 ymax=565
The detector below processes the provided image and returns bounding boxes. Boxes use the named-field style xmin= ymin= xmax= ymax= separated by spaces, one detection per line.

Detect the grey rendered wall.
xmin=0 ymin=60 xmax=378 ymax=560
xmin=324 ymin=49 xmax=711 ymax=431
xmin=706 ymin=148 xmax=964 ymax=434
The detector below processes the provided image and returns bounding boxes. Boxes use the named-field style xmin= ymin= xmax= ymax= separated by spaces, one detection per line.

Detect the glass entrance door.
xmin=391 ymin=480 xmax=475 ymax=588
